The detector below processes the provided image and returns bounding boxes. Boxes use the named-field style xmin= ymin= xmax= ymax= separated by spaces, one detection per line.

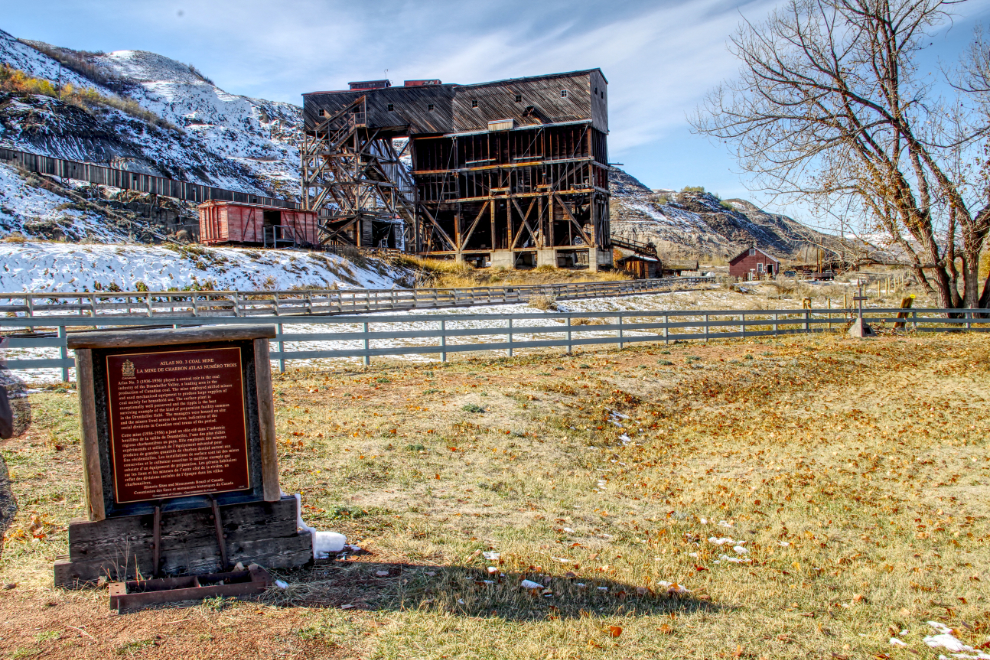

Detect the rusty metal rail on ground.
xmin=0 ymin=277 xmax=714 ymax=320
xmin=2 ymin=306 xmax=986 ymax=381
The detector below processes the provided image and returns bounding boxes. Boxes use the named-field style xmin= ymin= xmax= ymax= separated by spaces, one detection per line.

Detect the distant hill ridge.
xmin=608 ymin=169 xmax=840 ymax=261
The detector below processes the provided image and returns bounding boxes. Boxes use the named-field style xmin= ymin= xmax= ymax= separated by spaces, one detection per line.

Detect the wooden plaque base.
xmin=54 ymin=496 xmax=311 ymax=588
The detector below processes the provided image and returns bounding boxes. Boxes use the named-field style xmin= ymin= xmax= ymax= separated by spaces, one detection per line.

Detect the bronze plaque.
xmin=105 ymin=347 xmax=250 ymax=503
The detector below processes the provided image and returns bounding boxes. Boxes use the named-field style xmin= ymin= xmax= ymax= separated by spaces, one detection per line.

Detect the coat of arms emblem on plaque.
xmin=121 ymin=359 xmax=136 ymax=379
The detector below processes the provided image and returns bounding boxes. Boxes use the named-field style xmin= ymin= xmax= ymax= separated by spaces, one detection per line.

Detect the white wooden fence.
xmin=2 ymin=307 xmax=987 ymax=382
xmin=0 ymin=277 xmax=713 ymax=320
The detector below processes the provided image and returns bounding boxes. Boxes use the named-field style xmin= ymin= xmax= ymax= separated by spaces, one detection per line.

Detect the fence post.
xmin=363 ymin=322 xmax=370 ymax=366
xmin=441 ymin=319 xmax=447 ymax=363
xmin=58 ymin=325 xmax=68 ymax=383
xmin=146 ymin=292 xmax=153 ymax=317
xmin=704 ymin=314 xmax=709 ymax=342
xmin=277 ymin=323 xmax=285 ymax=373
xmin=567 ymin=317 xmax=573 ymax=354
xmin=966 ymin=310 xmax=972 ymax=332
xmin=740 ymin=312 xmax=745 ymax=338
xmin=774 ymin=313 xmax=779 ymax=336
xmin=233 ymin=291 xmax=240 ymax=317
xmin=192 ymin=294 xmax=199 ymax=317
xmin=663 ymin=314 xmax=669 ymax=344
xmin=618 ymin=315 xmax=624 ymax=350
xmin=508 ymin=317 xmax=513 ymax=357
xmin=804 ymin=309 xmax=810 ymax=333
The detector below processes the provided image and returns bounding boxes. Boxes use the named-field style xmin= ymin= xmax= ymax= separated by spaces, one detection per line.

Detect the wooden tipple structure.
xmin=301 ymin=70 xmax=612 ymax=270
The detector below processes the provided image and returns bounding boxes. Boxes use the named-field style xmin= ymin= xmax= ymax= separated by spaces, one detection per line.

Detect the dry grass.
xmin=2 ymin=332 xmax=989 ymax=658
xmin=387 ymin=255 xmax=632 ymax=289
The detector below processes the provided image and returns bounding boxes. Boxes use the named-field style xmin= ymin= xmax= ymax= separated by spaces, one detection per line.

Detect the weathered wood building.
xmin=301 ymin=69 xmax=612 ymax=270
xmin=729 ymin=246 xmax=780 ymax=279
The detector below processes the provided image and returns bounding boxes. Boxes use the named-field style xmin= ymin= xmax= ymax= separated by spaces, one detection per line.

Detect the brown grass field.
xmin=1 ymin=331 xmax=989 ymax=659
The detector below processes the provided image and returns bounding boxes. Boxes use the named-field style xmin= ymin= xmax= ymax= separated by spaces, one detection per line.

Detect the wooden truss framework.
xmin=300 ymin=97 xmax=416 ymax=247
xmin=301 ymin=104 xmax=610 ymax=263
xmin=411 ymin=123 xmax=610 ymax=262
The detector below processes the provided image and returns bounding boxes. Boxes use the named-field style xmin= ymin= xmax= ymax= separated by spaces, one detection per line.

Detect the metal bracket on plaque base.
xmin=848 ymin=318 xmax=875 ymax=338
xmin=54 ymin=325 xmax=313 ymax=590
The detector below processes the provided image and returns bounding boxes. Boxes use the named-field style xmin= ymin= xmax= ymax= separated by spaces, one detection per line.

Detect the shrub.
xmin=528 ymin=294 xmax=558 ymax=311
xmin=681 ymin=185 xmax=705 ymax=193
xmin=462 ymin=404 xmax=485 ymax=413
xmin=0 ymin=64 xmax=180 ymax=132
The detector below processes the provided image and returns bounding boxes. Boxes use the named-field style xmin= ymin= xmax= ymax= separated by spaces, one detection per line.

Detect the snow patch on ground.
xmin=0 ymin=242 xmax=408 ymax=293
xmin=0 ymin=163 xmax=122 ymax=241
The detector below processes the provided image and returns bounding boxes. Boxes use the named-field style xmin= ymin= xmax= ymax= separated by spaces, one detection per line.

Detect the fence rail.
xmin=2 ymin=307 xmax=987 ymax=382
xmin=0 ymin=277 xmax=713 ymax=320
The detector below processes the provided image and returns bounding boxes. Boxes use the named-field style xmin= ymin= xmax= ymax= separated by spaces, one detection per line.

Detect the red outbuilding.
xmin=729 ymin=246 xmax=780 ymax=279
xmin=198 ymin=201 xmax=320 ymax=247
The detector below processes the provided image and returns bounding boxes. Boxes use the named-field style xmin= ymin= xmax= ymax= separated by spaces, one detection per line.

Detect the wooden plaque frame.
xmin=69 ymin=326 xmax=280 ymax=521
xmin=55 ymin=325 xmax=311 ymax=588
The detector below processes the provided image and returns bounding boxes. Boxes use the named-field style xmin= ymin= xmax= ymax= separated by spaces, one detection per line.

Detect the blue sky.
xmin=3 ymin=0 xmax=990 ymax=219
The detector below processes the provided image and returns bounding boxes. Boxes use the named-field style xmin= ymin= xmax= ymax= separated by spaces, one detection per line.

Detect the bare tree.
xmin=692 ymin=0 xmax=990 ymax=308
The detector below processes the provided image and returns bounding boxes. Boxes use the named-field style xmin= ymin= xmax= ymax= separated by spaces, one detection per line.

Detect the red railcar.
xmin=198 ymin=201 xmax=319 ymax=247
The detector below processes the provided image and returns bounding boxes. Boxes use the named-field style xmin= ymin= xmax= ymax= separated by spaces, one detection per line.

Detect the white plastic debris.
xmin=482 ymin=551 xmax=500 ymax=561
xmin=563 ymin=527 xmax=576 ymax=534
xmin=779 ymin=541 xmax=791 ymax=547
xmin=292 ymin=493 xmax=347 ymax=559
xmin=718 ymin=520 xmax=733 ymax=528
xmin=889 ymin=638 xmax=907 ymax=647
xmin=487 ymin=566 xmax=498 ymax=574
xmin=520 ymin=580 xmax=544 ymax=589
xmin=314 ymin=532 xmax=347 ymax=558
xmin=708 ymin=537 xmax=734 ymax=545
xmin=718 ymin=554 xmax=751 ymax=564
xmin=552 ymin=557 xmax=572 ymax=564
xmin=699 ymin=517 xmax=708 ymax=524
xmin=733 ymin=545 xmax=748 ymax=555
xmin=275 ymin=579 xmax=289 ymax=589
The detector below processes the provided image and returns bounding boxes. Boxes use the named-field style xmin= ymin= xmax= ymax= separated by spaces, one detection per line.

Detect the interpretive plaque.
xmin=56 ymin=325 xmax=314 ymax=588
xmin=105 ymin=347 xmax=250 ymax=503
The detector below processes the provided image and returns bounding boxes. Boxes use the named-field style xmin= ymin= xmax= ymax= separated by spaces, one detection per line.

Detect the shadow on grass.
xmin=263 ymin=557 xmax=722 ymax=621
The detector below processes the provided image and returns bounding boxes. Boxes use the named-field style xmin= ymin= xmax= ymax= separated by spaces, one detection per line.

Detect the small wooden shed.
xmin=729 ymin=246 xmax=779 ymax=279
xmin=198 ymin=201 xmax=319 ymax=247
xmin=614 ymin=248 xmax=662 ymax=279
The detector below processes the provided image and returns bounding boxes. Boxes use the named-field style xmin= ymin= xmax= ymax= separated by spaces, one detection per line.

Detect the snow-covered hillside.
xmin=609 ymin=168 xmax=837 ymax=259
xmin=0 ymin=29 xmax=300 ymax=198
xmin=0 ymin=242 xmax=411 ymax=293
xmin=0 ymin=162 xmax=126 ymax=241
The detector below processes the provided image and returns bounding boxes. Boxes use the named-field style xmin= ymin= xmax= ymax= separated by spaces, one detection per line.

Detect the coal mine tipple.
xmin=301 ymin=69 xmax=612 ymax=270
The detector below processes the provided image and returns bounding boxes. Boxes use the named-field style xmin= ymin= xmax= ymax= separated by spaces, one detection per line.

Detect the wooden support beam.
xmin=420 ymin=204 xmax=457 ymax=252
xmin=75 ymin=348 xmax=105 ymax=522
xmin=460 ymin=200 xmax=490 ymax=249
xmin=554 ymin=193 xmax=592 ymax=247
